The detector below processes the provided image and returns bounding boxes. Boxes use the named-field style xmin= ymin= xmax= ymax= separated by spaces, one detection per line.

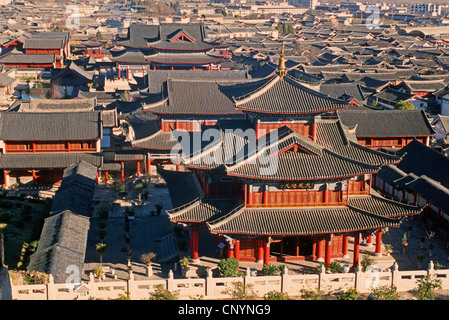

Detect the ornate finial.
xmin=277 ymin=42 xmax=287 ymax=78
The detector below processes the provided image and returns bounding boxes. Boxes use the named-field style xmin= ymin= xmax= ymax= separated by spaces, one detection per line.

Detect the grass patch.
xmin=0 ymin=199 xmax=50 ymax=269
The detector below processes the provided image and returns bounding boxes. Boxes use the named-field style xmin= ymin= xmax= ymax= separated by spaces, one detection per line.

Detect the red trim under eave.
xmin=143 ymin=109 xmax=242 ymax=116
xmin=147 ymin=59 xmax=225 ymax=65
xmin=224 ymin=170 xmax=379 ymax=181
xmin=357 ymin=135 xmax=434 ymax=138
xmin=208 ymin=224 xmax=400 ymax=236
xmin=131 ymin=144 xmax=172 ymax=151
xmin=234 ymin=106 xmax=349 ymax=115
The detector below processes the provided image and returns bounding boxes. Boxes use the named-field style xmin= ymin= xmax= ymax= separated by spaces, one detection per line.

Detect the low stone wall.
xmin=6 ymin=261 xmax=449 ymax=300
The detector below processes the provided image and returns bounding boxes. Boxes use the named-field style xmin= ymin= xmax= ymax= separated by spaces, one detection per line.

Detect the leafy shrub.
xmin=262 ymin=263 xmax=279 ymax=276
xmin=149 ymin=284 xmax=179 ymax=300
xmin=219 ymin=257 xmax=240 ymax=277
xmin=264 ymin=290 xmax=289 ymax=300
xmin=338 ymin=288 xmax=359 ymax=300
xmin=329 ymin=261 xmax=343 ymax=273
xmin=300 ymin=288 xmax=323 ymax=300
xmin=369 ymin=285 xmax=399 ymax=300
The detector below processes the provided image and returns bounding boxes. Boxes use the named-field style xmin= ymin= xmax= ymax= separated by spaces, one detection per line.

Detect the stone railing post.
xmin=318 ymin=264 xmax=326 ymax=291
xmin=87 ymin=272 xmax=97 ymax=299
xmin=46 ymin=274 xmax=56 ymax=300
xmin=281 ymin=266 xmax=289 ymax=293
xmin=391 ymin=262 xmax=400 ymax=290
xmin=127 ymin=270 xmax=135 ymax=300
xmin=167 ymin=269 xmax=174 ymax=292
xmin=205 ymin=268 xmax=213 ymax=298
xmin=427 ymin=260 xmax=435 ymax=278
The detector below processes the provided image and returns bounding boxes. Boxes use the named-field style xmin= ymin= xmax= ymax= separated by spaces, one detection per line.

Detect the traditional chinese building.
xmin=0 ymin=111 xmax=102 ymax=186
xmin=130 ymin=71 xmax=250 ymax=171
xmin=162 ymin=45 xmax=423 ymax=268
xmin=115 ymin=23 xmax=229 ymax=73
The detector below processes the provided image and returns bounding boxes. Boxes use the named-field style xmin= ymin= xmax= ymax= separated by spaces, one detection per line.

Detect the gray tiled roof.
xmin=0 ymin=152 xmax=102 ymax=169
xmin=0 ymin=111 xmax=102 ymax=141
xmin=183 ymin=121 xmax=400 ymax=181
xmin=167 ymin=198 xmax=242 ymax=223
xmin=232 ymin=75 xmax=349 ymax=115
xmin=0 ymin=51 xmax=56 ymax=64
xmin=29 ymin=161 xmax=97 ymax=283
xmin=28 ymin=210 xmax=90 ymax=283
xmin=206 ymin=203 xmax=401 ymax=236
xmin=337 ymin=109 xmax=434 ymax=137
xmin=144 ymin=79 xmax=245 ymax=116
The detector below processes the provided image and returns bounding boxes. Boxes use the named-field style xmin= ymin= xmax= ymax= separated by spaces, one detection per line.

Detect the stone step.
xmin=155 ymin=233 xmax=179 ymax=263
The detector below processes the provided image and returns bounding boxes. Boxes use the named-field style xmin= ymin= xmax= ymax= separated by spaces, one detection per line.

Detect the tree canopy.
xmin=394 ymin=100 xmax=415 ymax=110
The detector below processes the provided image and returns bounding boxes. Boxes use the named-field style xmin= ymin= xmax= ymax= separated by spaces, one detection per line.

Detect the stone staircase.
xmin=155 ymin=232 xmax=179 ymax=263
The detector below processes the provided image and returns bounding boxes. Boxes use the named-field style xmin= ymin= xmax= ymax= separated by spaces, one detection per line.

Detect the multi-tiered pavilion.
xmin=137 ymin=45 xmax=424 ymax=268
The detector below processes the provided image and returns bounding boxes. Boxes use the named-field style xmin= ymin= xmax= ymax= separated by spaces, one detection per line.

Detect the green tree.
xmin=394 ymin=100 xmax=415 ymax=110
xmin=414 ymin=274 xmax=442 ymax=300
xmin=95 ymin=242 xmax=107 ymax=265
xmin=300 ymin=288 xmax=323 ymax=300
xmin=219 ymin=257 xmax=240 ymax=277
xmin=369 ymin=285 xmax=399 ymax=300
xmin=149 ymin=284 xmax=179 ymax=300
xmin=223 ymin=281 xmax=257 ymax=300
xmin=338 ymin=288 xmax=359 ymax=300
xmin=264 ymin=290 xmax=289 ymax=300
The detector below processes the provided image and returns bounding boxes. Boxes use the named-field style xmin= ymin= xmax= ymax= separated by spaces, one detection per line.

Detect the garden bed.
xmin=0 ymin=199 xmax=50 ymax=269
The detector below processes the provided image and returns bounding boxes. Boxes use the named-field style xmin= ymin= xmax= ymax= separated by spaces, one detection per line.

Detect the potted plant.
xmin=416 ymin=254 xmax=425 ymax=269
xmin=93 ymin=265 xmax=104 ymax=280
xmin=95 ymin=242 xmax=107 ymax=265
xmin=179 ymin=256 xmax=194 ymax=277
xmin=384 ymin=244 xmax=393 ymax=256
xmin=140 ymin=252 xmax=157 ymax=277
xmin=402 ymin=233 xmax=408 ymax=254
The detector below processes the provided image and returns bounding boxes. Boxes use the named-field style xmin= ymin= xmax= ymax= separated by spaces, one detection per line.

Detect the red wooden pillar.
xmin=353 ymin=234 xmax=360 ymax=267
xmin=105 ymin=171 xmax=109 ymax=185
xmin=375 ymin=229 xmax=382 ymax=256
xmin=126 ymin=66 xmax=130 ymax=80
xmin=192 ymin=229 xmax=199 ymax=261
xmin=146 ymin=155 xmax=151 ymax=174
xmin=342 ymin=235 xmax=349 ymax=258
xmin=248 ymin=185 xmax=253 ymax=206
xmin=325 ymin=236 xmax=332 ymax=268
xmin=96 ymin=171 xmax=99 ymax=185
xmin=257 ymin=239 xmax=264 ymax=263
xmin=118 ymin=67 xmax=121 ymax=78
xmin=32 ymin=170 xmax=37 ymax=184
xmin=316 ymin=238 xmax=325 ymax=262
xmin=234 ymin=239 xmax=240 ymax=261
xmin=3 ymin=170 xmax=7 ymax=187
xmin=121 ymin=162 xmax=125 ymax=183
xmin=263 ymin=239 xmax=270 ymax=266
xmin=263 ymin=185 xmax=269 ymax=206
xmin=136 ymin=161 xmax=140 ymax=176
xmin=367 ymin=234 xmax=372 ymax=245
xmin=227 ymin=240 xmax=234 ymax=259
xmin=311 ymin=123 xmax=317 ymax=142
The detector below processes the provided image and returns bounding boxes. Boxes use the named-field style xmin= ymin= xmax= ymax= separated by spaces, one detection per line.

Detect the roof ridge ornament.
xmin=277 ymin=42 xmax=287 ymax=78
